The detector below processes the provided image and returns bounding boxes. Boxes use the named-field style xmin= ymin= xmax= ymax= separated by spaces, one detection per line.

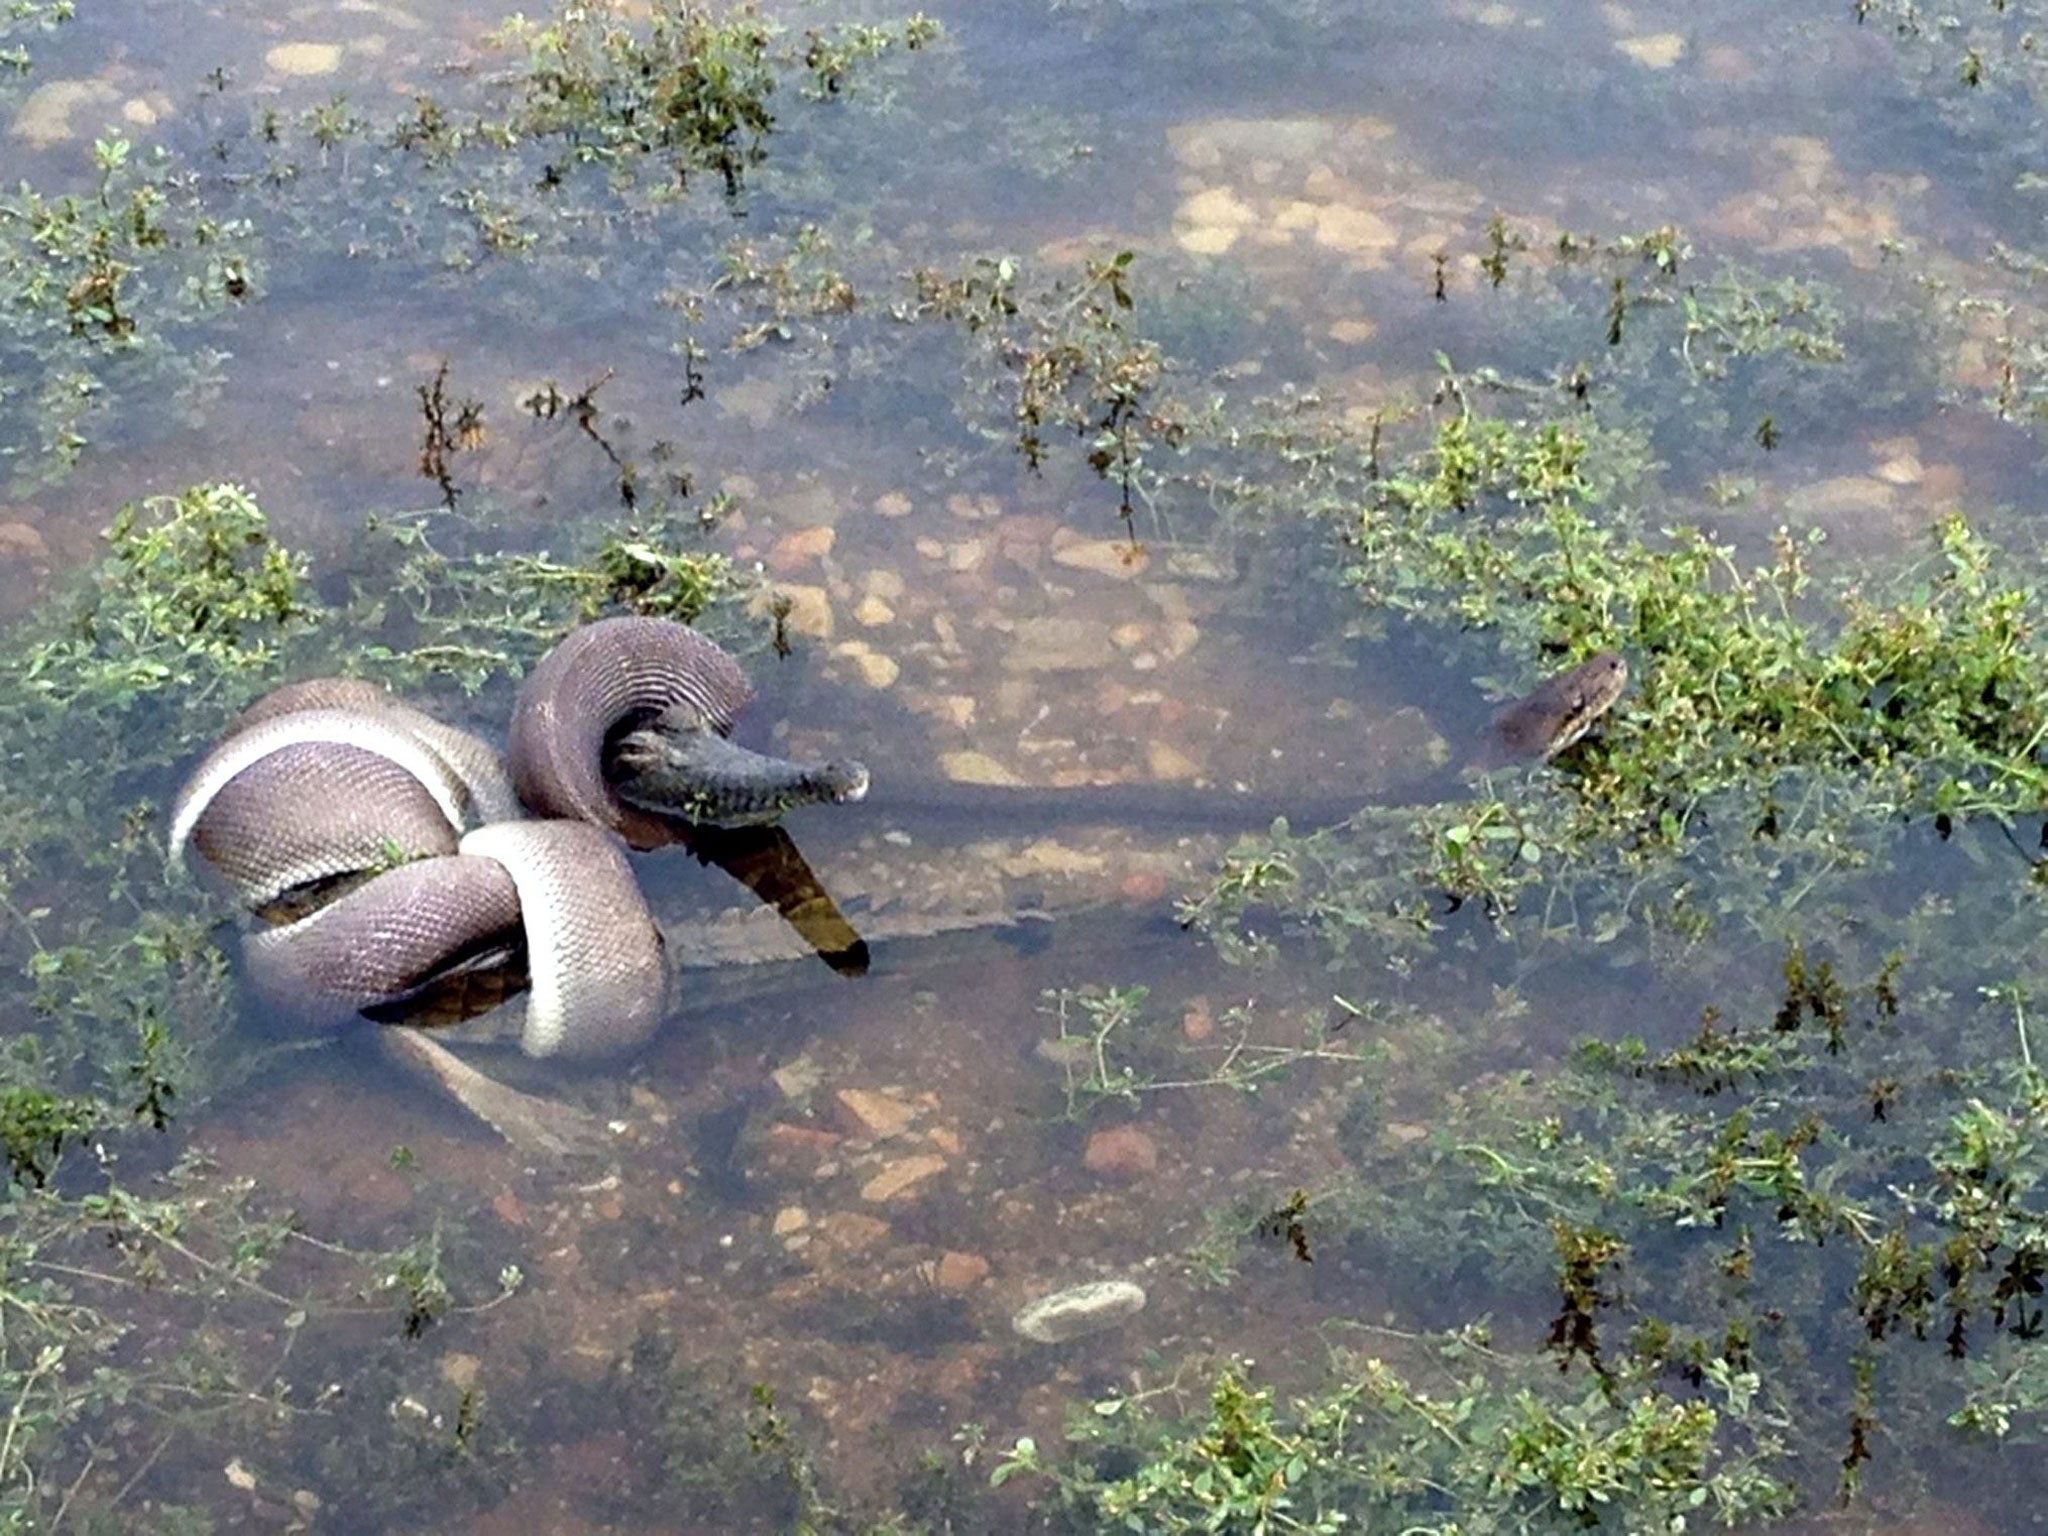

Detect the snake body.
xmin=172 ymin=626 xmax=1616 ymax=1151
xmin=172 ymin=618 xmax=868 ymax=1094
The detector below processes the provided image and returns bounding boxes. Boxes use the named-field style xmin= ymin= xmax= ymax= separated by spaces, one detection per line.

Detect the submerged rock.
xmin=1011 ymin=1279 xmax=1148 ymax=1344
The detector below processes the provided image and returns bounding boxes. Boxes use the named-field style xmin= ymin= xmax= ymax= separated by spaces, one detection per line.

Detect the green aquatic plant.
xmin=0 ymin=133 xmax=252 ymax=491
xmin=1185 ymin=360 xmax=2048 ymax=968
xmin=995 ymin=1341 xmax=1794 ymax=1534
xmin=903 ymin=249 xmax=1189 ymax=524
xmin=1037 ymin=984 xmax=1375 ymax=1121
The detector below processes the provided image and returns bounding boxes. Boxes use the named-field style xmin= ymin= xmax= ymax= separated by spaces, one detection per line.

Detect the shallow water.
xmin=8 ymin=0 xmax=2048 ymax=1530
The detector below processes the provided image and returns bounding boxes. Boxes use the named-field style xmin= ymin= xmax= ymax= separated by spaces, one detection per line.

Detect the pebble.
xmin=1084 ymin=1124 xmax=1159 ymax=1180
xmin=1313 ymin=203 xmax=1399 ymax=260
xmin=860 ymin=1154 xmax=948 ymax=1203
xmin=1329 ymin=317 xmax=1378 ymax=344
xmin=1614 ymin=32 xmax=1685 ymax=68
xmin=752 ymin=583 xmax=833 ymax=638
xmin=940 ymin=750 xmax=1023 ymax=786
xmin=265 ymin=42 xmax=345 ymax=76
xmin=773 ymin=1206 xmax=808 ymax=1236
xmin=1121 ymin=871 xmax=1170 ymax=903
xmin=815 ymin=1211 xmax=889 ymax=1250
xmin=1004 ymin=616 xmax=1116 ymax=672
xmin=10 ymin=79 xmax=119 ymax=148
xmin=998 ymin=839 xmax=1108 ymax=878
xmin=873 ymin=492 xmax=913 ymax=518
xmin=1146 ymin=741 xmax=1201 ymax=781
xmin=1012 ymin=1279 xmax=1148 ymax=1344
xmin=1051 ymin=536 xmax=1148 ymax=578
xmin=836 ymin=642 xmax=900 ymax=688
xmin=0 ymin=522 xmax=49 ymax=569
xmin=935 ymin=1251 xmax=990 ymax=1291
xmin=768 ymin=525 xmax=836 ymax=572
xmin=855 ymin=595 xmax=896 ymax=626
xmin=836 ymin=1087 xmax=916 ymax=1139
xmin=1784 ymin=475 xmax=1896 ymax=519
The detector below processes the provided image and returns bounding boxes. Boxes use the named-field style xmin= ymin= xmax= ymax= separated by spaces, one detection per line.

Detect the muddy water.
xmin=8 ymin=0 xmax=2048 ymax=1528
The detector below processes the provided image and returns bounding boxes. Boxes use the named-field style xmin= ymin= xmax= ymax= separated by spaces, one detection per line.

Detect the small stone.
xmin=121 ymin=97 xmax=159 ymax=127
xmin=1121 ymin=871 xmax=1170 ymax=902
xmin=1615 ymin=32 xmax=1685 ymax=68
xmin=1052 ymin=536 xmax=1148 ymax=578
xmin=864 ymin=569 xmax=907 ymax=601
xmin=947 ymin=539 xmax=987 ymax=572
xmin=1179 ymin=185 xmax=1257 ymax=230
xmin=1005 ymin=616 xmax=1115 ymax=672
xmin=915 ymin=536 xmax=946 ymax=560
xmin=935 ymin=1251 xmax=990 ymax=1290
xmin=1146 ymin=741 xmax=1201 ymax=781
xmin=752 ymin=583 xmax=833 ymax=638
xmin=266 ymin=41 xmax=346 ymax=76
xmin=1178 ymin=223 xmax=1243 ymax=256
xmin=1112 ymin=623 xmax=1148 ymax=650
xmin=921 ymin=694 xmax=978 ymax=729
xmin=1182 ymin=997 xmax=1215 ymax=1042
xmin=861 ymin=1154 xmax=948 ymax=1202
xmin=0 ymin=522 xmax=49 ymax=568
xmin=999 ymin=840 xmax=1110 ymax=879
xmin=940 ymin=751 xmax=1024 ymax=786
xmin=1313 ymin=203 xmax=1399 ymax=259
xmin=292 ymin=1490 xmax=322 ymax=1516
xmin=768 ymin=524 xmax=836 ymax=572
xmin=873 ymin=491 xmax=914 ymax=518
xmin=10 ymin=79 xmax=119 ymax=148
xmin=854 ymin=595 xmax=896 ymax=626
xmin=441 ymin=1353 xmax=481 ymax=1389
xmin=1084 ymin=1124 xmax=1159 ymax=1180
xmin=491 ymin=1190 xmax=527 ymax=1226
xmin=836 ymin=1088 xmax=917 ymax=1139
xmin=1387 ymin=1122 xmax=1430 ymax=1144
xmin=1012 ymin=1279 xmax=1148 ymax=1344
xmin=225 ymin=1459 xmax=258 ymax=1492
xmin=767 ymin=1122 xmax=841 ymax=1155
xmin=814 ymin=1211 xmax=889 ymax=1250
xmin=1157 ymin=620 xmax=1201 ymax=660
xmin=773 ymin=1206 xmax=809 ymax=1236
xmin=927 ymin=1126 xmax=964 ymax=1156
xmin=1329 ymin=317 xmax=1378 ymax=344
xmin=1784 ymin=475 xmax=1896 ymax=519
xmin=837 ymin=644 xmax=899 ymax=688
xmin=772 ymin=1056 xmax=822 ymax=1099
xmin=1874 ymin=453 xmax=1923 ymax=486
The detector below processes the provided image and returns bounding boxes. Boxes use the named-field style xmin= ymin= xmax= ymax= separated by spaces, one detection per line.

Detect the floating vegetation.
xmin=0 ymin=133 xmax=252 ymax=492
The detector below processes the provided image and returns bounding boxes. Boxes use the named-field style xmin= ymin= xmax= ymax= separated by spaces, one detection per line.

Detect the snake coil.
xmin=170 ymin=617 xmax=867 ymax=1064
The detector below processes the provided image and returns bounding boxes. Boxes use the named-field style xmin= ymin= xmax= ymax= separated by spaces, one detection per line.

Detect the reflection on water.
xmin=10 ymin=0 xmax=2048 ymax=1527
